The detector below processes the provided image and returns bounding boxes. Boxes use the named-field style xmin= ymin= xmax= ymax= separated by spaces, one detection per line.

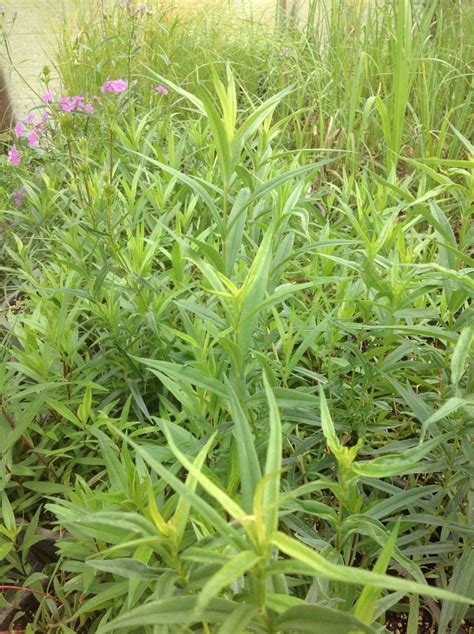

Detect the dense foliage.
xmin=0 ymin=0 xmax=473 ymax=631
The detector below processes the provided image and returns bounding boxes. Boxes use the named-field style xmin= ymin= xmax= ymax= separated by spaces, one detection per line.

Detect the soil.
xmin=385 ymin=610 xmax=473 ymax=633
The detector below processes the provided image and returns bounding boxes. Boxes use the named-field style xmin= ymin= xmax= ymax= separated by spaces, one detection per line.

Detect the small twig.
xmin=0 ymin=585 xmax=62 ymax=605
xmin=4 ymin=464 xmax=22 ymax=487
xmin=0 ymin=398 xmax=59 ymax=480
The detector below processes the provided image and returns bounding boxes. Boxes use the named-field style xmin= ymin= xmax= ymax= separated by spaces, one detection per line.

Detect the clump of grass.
xmin=0 ymin=0 xmax=473 ymax=632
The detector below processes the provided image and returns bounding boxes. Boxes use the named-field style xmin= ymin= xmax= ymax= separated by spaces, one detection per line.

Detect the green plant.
xmin=0 ymin=0 xmax=473 ymax=631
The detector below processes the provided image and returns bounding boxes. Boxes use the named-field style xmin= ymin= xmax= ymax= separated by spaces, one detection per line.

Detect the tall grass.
xmin=0 ymin=0 xmax=473 ymax=632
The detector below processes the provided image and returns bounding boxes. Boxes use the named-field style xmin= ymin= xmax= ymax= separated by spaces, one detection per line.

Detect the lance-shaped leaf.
xmin=353 ymin=521 xmax=400 ymax=623
xmin=261 ymin=374 xmax=283 ymax=535
xmin=108 ymin=426 xmax=246 ymax=549
xmin=276 ymin=604 xmax=377 ymax=633
xmin=351 ymin=435 xmax=446 ymax=478
xmin=194 ymin=550 xmax=261 ymax=616
xmin=225 ymin=378 xmax=262 ymax=514
xmin=451 ymin=327 xmax=472 ymax=387
xmin=98 ymin=596 xmax=265 ymax=632
xmin=271 ymin=532 xmax=471 ymax=604
xmin=133 ymin=358 xmax=227 ymax=398
xmin=238 ymin=229 xmax=273 ymax=356
xmin=160 ymin=421 xmax=248 ymax=524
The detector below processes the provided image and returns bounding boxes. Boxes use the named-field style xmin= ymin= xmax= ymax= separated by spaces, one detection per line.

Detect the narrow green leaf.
xmin=449 ymin=122 xmax=474 ymax=155
xmin=238 ymin=229 xmax=273 ymax=355
xmin=225 ymin=378 xmax=262 ymax=513
xmin=144 ymin=69 xmax=205 ymax=112
xmin=451 ymin=327 xmax=472 ymax=387
xmin=23 ymin=481 xmax=70 ymax=494
xmin=416 ymin=157 xmax=474 ymax=168
xmin=276 ymin=604 xmax=377 ymax=633
xmin=131 ymin=151 xmax=221 ymax=226
xmin=86 ymin=558 xmax=166 ymax=580
xmin=98 ymin=596 xmax=263 ymax=631
xmin=407 ymin=594 xmax=420 ymax=634
xmin=262 ymin=374 xmax=282 ymax=535
xmin=421 ymin=396 xmax=473 ymax=439
xmin=172 ymin=435 xmax=215 ymax=548
xmin=353 ymin=522 xmax=399 ymax=623
xmin=133 ymin=358 xmax=227 ymax=398
xmin=216 ymin=604 xmax=259 ymax=634
xmin=319 ymin=387 xmax=341 ymax=455
xmin=225 ymin=187 xmax=250 ymax=274
xmin=438 ymin=549 xmax=474 ymax=634
xmin=74 ymin=581 xmax=129 ymax=617
xmin=0 ymin=542 xmax=12 ymax=559
xmin=265 ymin=593 xmax=305 ymax=614
xmin=45 ymin=399 xmax=82 ymax=426
xmin=197 ymin=87 xmax=233 ymax=186
xmin=1 ymin=492 xmax=16 ymax=533
xmin=160 ymin=422 xmax=247 ymax=523
xmin=194 ymin=550 xmax=261 ymax=615
xmin=94 ymin=430 xmax=126 ymax=492
xmin=351 ymin=436 xmax=446 ymax=478
xmin=246 ymin=160 xmax=334 ymax=209
xmin=272 ymin=532 xmax=471 ymax=604
xmin=233 ymin=85 xmax=293 ymax=156
xmin=190 ymin=238 xmax=226 ymax=275
xmin=107 ymin=426 xmax=245 ymax=548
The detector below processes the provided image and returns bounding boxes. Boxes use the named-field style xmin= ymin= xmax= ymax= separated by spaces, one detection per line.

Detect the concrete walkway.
xmin=1 ymin=1 xmax=75 ymax=119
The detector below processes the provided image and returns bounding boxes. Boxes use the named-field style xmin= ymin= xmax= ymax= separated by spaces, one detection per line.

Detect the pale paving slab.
xmin=1 ymin=1 xmax=76 ymax=118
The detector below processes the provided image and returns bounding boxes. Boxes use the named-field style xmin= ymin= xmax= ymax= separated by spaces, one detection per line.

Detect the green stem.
xmin=222 ymin=184 xmax=229 ymax=264
xmin=253 ymin=565 xmax=274 ymax=632
xmin=66 ymin=139 xmax=86 ymax=208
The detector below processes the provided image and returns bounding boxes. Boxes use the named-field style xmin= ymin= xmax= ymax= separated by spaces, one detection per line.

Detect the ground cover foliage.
xmin=0 ymin=0 xmax=473 ymax=631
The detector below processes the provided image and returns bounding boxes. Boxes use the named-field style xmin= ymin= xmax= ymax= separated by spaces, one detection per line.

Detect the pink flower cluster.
xmin=12 ymin=187 xmax=27 ymax=207
xmin=7 ymin=77 xmax=168 ymax=173
xmin=9 ymin=111 xmax=50 ymax=165
xmin=42 ymin=92 xmax=55 ymax=104
xmin=119 ymin=0 xmax=151 ymax=17
xmin=8 ymin=144 xmax=20 ymax=167
xmin=154 ymin=84 xmax=168 ymax=96
xmin=101 ymin=79 xmax=128 ymax=94
xmin=58 ymin=95 xmax=95 ymax=114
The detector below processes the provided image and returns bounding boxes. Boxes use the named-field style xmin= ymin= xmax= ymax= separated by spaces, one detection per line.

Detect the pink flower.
xmin=8 ymin=144 xmax=20 ymax=166
xmin=120 ymin=1 xmax=151 ymax=16
xmin=154 ymin=84 xmax=168 ymax=96
xmin=58 ymin=95 xmax=94 ymax=114
xmin=12 ymin=187 xmax=26 ymax=206
xmin=58 ymin=97 xmax=76 ymax=112
xmin=14 ymin=122 xmax=24 ymax=137
xmin=101 ymin=78 xmax=128 ymax=93
xmin=35 ymin=112 xmax=50 ymax=134
xmin=75 ymin=100 xmax=95 ymax=114
xmin=23 ymin=114 xmax=34 ymax=125
xmin=27 ymin=130 xmax=38 ymax=147
xmin=42 ymin=91 xmax=55 ymax=103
